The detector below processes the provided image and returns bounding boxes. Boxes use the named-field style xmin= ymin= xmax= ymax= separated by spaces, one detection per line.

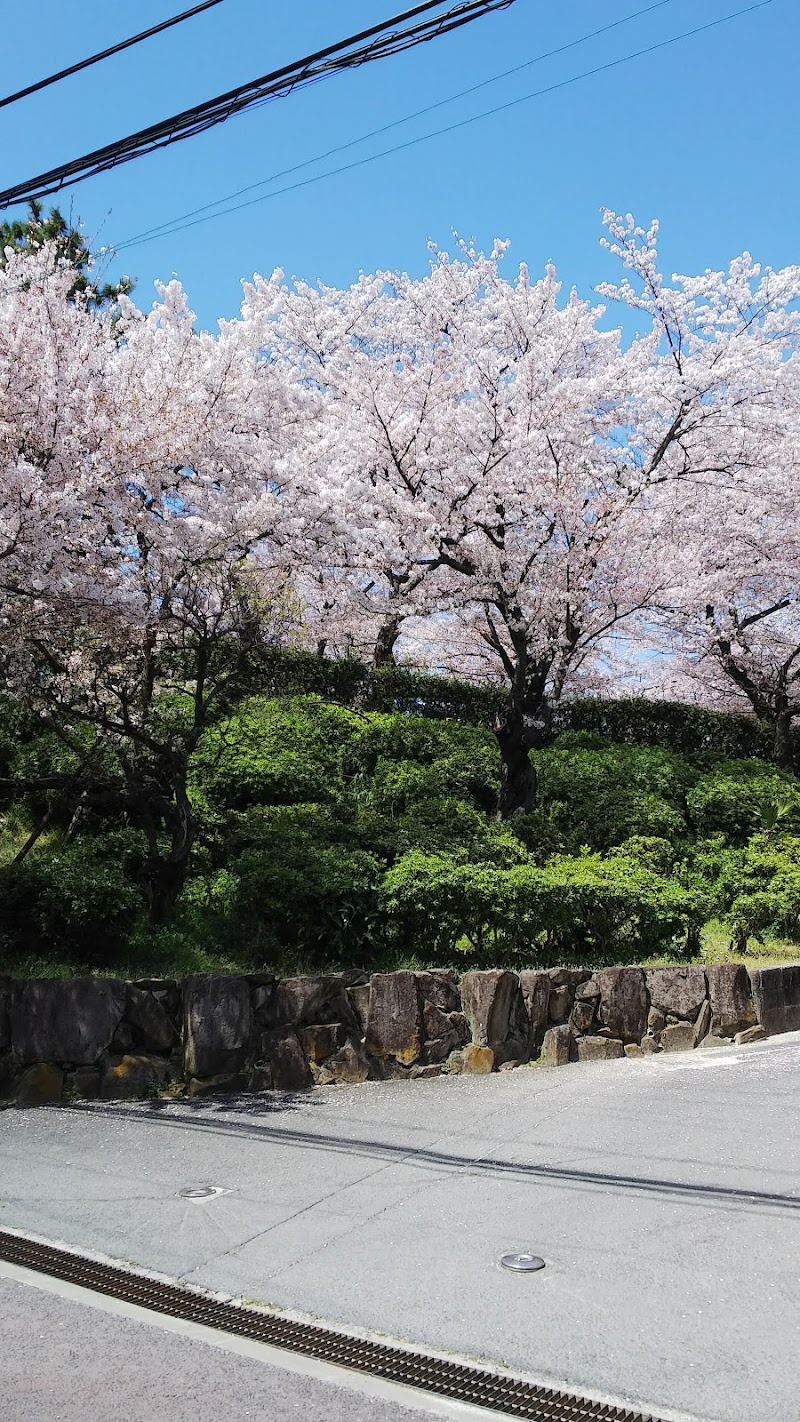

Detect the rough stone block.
xmin=577 ymin=1036 xmax=624 ymax=1061
xmin=707 ymin=963 xmax=755 ymax=1037
xmin=447 ymin=1011 xmax=470 ymax=1043
xmin=101 ymin=1054 xmax=170 ymax=1100
xmin=646 ymin=967 xmax=707 ymax=1020
xmin=12 ymin=978 xmax=126 ymax=1066
xmin=0 ymin=1052 xmax=17 ymax=1099
xmin=183 ymin=975 xmax=253 ymax=1078
xmin=624 ymin=1043 xmax=643 ymax=1058
xmin=640 ymin=1035 xmax=661 ymax=1054
xmin=189 ymin=1072 xmax=248 ymax=1097
xmin=67 ymin=1067 xmax=101 ymax=1100
xmin=659 ymin=1022 xmax=696 ymax=1052
xmin=16 ymin=1063 xmax=63 ymax=1106
xmin=574 ymin=978 xmax=601 ymax=1001
xmin=423 ymin=1000 xmax=461 ymax=1055
xmin=749 ymin=964 xmax=800 ymax=1035
xmin=416 ymin=971 xmax=461 ymax=1015
xmin=735 ymin=1024 xmax=768 ymax=1045
xmin=251 ymin=983 xmax=277 ymax=1023
xmin=595 ymin=967 xmax=648 ymax=1042
xmin=693 ymin=999 xmax=711 ymax=1045
xmin=461 ymin=970 xmax=523 ymax=1055
xmin=648 ymin=1006 xmax=667 ymax=1035
xmin=347 ymin=985 xmax=371 ymax=1034
xmin=518 ymin=970 xmax=551 ymax=1053
xmin=111 ymin=1022 xmax=136 ymax=1054
xmin=365 ymin=972 xmax=422 ymax=1065
xmin=570 ymin=998 xmax=596 ymax=1035
xmin=260 ymin=1027 xmax=313 ymax=1091
xmin=272 ymin=976 xmax=358 ymax=1034
xmin=410 ymin=1063 xmax=442 ymax=1080
xmin=541 ymin=1024 xmax=572 ymax=1067
xmin=126 ymin=986 xmax=176 ymax=1054
xmin=0 ymin=977 xmax=11 ymax=1052
xmin=462 ymin=1043 xmax=494 ymax=1074
xmin=317 ymin=1041 xmax=370 ymax=1085
xmin=298 ymin=1022 xmax=346 ymax=1065
xmin=547 ymin=968 xmax=590 ymax=989
xmin=443 ymin=1049 xmax=464 ymax=1075
xmin=548 ymin=985 xmax=572 ymax=1024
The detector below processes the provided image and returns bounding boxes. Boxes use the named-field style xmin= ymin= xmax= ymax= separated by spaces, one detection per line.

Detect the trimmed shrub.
xmin=534 ymin=737 xmax=693 ymax=852
xmin=381 ymin=849 xmax=702 ymax=966
xmin=0 ymin=831 xmax=144 ymax=957
xmin=686 ymin=762 xmax=800 ymax=844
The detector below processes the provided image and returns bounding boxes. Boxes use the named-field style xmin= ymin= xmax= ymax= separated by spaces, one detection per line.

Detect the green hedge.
xmin=380 ymin=847 xmax=703 ymax=966
xmin=241 ymin=651 xmax=789 ymax=765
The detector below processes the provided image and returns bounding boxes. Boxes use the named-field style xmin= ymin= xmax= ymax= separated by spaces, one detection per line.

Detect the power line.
xmin=121 ymin=0 xmax=680 ymax=251
xmin=0 ymin=1 xmax=224 ymax=113
xmin=0 ymin=1 xmax=516 ymax=210
xmin=115 ymin=0 xmax=774 ymax=254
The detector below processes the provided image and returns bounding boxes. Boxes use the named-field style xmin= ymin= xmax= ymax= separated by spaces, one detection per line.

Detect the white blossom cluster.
xmin=2 ymin=212 xmax=800 ymax=807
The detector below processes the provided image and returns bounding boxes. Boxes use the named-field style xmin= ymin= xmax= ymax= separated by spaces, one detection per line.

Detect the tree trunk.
xmin=773 ymin=705 xmax=794 ymax=772
xmin=140 ymin=775 xmax=196 ymax=926
xmin=145 ymin=847 xmax=194 ymax=926
xmin=493 ymin=656 xmax=552 ymax=820
xmin=373 ymin=615 xmax=401 ymax=670
xmin=496 ymin=716 xmax=538 ymax=818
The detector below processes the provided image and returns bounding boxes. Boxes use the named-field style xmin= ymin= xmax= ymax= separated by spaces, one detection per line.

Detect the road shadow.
xmin=67 ymin=1100 xmax=800 ymax=1217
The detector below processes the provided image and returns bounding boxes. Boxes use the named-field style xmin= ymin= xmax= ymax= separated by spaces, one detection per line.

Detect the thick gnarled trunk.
xmin=495 ymin=713 xmax=538 ymax=818
xmin=494 ymin=660 xmax=552 ymax=819
xmin=373 ymin=614 xmax=401 ymax=669
xmin=137 ymin=771 xmax=197 ymax=926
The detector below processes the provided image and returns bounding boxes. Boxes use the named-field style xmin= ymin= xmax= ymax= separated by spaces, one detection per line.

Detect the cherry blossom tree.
xmin=256 ymin=217 xmax=800 ymax=815
xmin=255 ymin=253 xmax=495 ymax=666
xmin=0 ymin=245 xmax=303 ymax=920
xmin=637 ymin=458 xmax=800 ymax=768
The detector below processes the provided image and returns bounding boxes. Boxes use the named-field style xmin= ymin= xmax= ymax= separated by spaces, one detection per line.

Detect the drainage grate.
xmin=0 ymin=1229 xmax=666 ymax=1421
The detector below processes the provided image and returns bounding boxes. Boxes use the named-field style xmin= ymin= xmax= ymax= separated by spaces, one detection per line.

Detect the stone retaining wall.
xmin=2 ymin=962 xmax=799 ymax=1106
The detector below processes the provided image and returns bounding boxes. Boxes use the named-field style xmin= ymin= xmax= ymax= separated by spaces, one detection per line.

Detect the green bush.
xmin=557 ymin=695 xmax=778 ymax=762
xmin=181 ymin=809 xmax=383 ymax=965
xmin=534 ymin=737 xmax=693 ymax=852
xmin=686 ymin=762 xmax=800 ymax=843
xmin=381 ymin=849 xmax=702 ymax=966
xmin=191 ymin=696 xmax=365 ymax=811
xmin=0 ymin=832 xmax=144 ymax=957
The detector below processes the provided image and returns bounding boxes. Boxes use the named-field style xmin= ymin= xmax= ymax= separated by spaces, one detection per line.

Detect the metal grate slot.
xmin=0 ymin=1229 xmax=666 ymax=1422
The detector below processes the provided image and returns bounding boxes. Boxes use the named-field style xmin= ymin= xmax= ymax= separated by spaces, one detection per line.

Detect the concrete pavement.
xmin=0 ymin=1268 xmax=458 ymax=1422
xmin=1 ymin=1033 xmax=798 ymax=1422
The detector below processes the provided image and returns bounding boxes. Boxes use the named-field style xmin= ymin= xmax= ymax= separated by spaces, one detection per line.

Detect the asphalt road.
xmin=1 ymin=1033 xmax=798 ymax=1422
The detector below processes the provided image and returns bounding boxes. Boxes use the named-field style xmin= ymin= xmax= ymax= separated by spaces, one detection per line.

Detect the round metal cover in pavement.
xmin=500 ymin=1251 xmax=545 ymax=1272
xmin=178 ymin=1185 xmax=224 ymax=1200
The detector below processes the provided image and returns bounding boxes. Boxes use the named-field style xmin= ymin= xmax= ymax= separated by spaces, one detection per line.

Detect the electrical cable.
xmin=115 ymin=0 xmax=774 ymax=253
xmin=0 ymin=1 xmax=225 ymax=113
xmin=121 ymin=0 xmax=680 ymax=251
xmin=0 ymin=1 xmax=516 ymax=209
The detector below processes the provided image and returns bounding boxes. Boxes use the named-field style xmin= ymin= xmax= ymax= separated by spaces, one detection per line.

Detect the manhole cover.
xmin=178 ymin=1185 xmax=224 ymax=1200
xmin=500 ymin=1252 xmax=545 ymax=1272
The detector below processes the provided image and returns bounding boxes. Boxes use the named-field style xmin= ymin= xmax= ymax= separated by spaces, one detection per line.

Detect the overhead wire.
xmin=120 ymin=0 xmax=681 ymax=250
xmin=0 ymin=1 xmax=225 ymax=113
xmin=0 ymin=1 xmax=516 ymax=209
xmin=114 ymin=0 xmax=776 ymax=254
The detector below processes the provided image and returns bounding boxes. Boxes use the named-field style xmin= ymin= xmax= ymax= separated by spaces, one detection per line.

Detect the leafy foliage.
xmin=0 ymin=831 xmax=145 ymax=958
xmin=5 ymin=691 xmax=800 ymax=974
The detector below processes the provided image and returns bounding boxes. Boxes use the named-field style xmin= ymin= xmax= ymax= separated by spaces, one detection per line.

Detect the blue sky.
xmin=0 ymin=0 xmax=794 ymax=331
